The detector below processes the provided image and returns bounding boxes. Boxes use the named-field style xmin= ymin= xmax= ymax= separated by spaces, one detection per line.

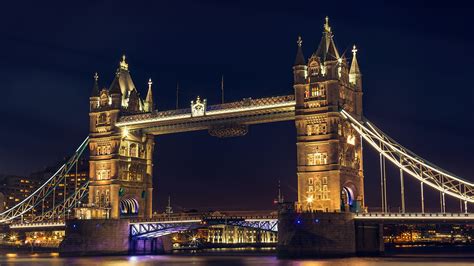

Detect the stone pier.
xmin=60 ymin=219 xmax=130 ymax=256
xmin=277 ymin=212 xmax=383 ymax=258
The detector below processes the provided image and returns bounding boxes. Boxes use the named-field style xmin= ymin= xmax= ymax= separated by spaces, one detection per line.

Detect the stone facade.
xmin=293 ymin=18 xmax=364 ymax=213
xmin=60 ymin=219 xmax=130 ymax=255
xmin=277 ymin=212 xmax=356 ymax=257
xmin=88 ymin=58 xmax=154 ymax=219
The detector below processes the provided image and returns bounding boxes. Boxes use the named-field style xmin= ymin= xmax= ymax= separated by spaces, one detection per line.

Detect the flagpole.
xmin=176 ymin=81 xmax=179 ymax=109
xmin=221 ymin=75 xmax=224 ymax=104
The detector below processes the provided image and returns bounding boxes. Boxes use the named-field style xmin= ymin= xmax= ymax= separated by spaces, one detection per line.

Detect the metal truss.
xmin=225 ymin=219 xmax=278 ymax=232
xmin=130 ymin=220 xmax=202 ymax=238
xmin=0 ymin=137 xmax=89 ymax=223
xmin=341 ymin=110 xmax=474 ymax=204
xmin=130 ymin=217 xmax=279 ymax=239
xmin=30 ymin=181 xmax=89 ymax=223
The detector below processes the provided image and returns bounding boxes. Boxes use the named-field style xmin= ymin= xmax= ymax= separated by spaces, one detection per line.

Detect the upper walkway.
xmin=116 ymin=95 xmax=295 ymax=135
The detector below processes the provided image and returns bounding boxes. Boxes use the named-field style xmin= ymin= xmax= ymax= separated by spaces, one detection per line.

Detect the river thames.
xmin=1 ymin=253 xmax=474 ymax=266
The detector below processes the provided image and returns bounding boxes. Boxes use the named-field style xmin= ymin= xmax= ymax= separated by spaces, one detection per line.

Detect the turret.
xmin=89 ymin=72 xmax=100 ymax=110
xmin=293 ymin=36 xmax=307 ymax=84
xmin=144 ymin=78 xmax=155 ymax=112
xmin=293 ymin=36 xmax=308 ymax=108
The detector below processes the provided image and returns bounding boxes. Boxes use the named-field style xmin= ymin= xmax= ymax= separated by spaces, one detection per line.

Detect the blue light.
xmin=296 ymin=219 xmax=302 ymax=225
xmin=314 ymin=219 xmax=320 ymax=223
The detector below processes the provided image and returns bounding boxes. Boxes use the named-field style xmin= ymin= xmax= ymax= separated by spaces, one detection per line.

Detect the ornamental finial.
xmin=324 ymin=16 xmax=331 ymax=32
xmin=148 ymin=78 xmax=153 ymax=89
xmin=297 ymin=36 xmax=302 ymax=47
xmin=352 ymin=45 xmax=358 ymax=56
xmin=94 ymin=72 xmax=99 ymax=81
xmin=119 ymin=54 xmax=128 ymax=71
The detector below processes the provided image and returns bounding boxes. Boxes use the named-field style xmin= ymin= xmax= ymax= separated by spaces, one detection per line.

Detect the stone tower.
xmin=293 ymin=17 xmax=364 ymax=213
xmin=88 ymin=56 xmax=154 ymax=219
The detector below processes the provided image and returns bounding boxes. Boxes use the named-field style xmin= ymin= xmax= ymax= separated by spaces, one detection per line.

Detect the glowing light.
xmin=122 ymin=127 xmax=129 ymax=138
xmin=347 ymin=135 xmax=356 ymax=145
xmin=6 ymin=253 xmax=17 ymax=258
xmin=306 ymin=196 xmax=314 ymax=203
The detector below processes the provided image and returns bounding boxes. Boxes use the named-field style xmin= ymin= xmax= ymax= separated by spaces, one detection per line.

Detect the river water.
xmin=1 ymin=254 xmax=474 ymax=266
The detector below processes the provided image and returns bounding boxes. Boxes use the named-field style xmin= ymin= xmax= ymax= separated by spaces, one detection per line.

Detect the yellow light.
xmin=122 ymin=127 xmax=129 ymax=138
xmin=192 ymin=237 xmax=197 ymax=241
xmin=306 ymin=196 xmax=314 ymax=203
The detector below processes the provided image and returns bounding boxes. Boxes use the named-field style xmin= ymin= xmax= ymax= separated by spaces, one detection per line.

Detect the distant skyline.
xmin=1 ymin=1 xmax=473 ymax=212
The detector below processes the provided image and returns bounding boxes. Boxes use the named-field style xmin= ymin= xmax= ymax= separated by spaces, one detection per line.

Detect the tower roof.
xmin=117 ymin=55 xmax=137 ymax=97
xmin=108 ymin=71 xmax=122 ymax=95
xmin=91 ymin=72 xmax=100 ymax=97
xmin=146 ymin=78 xmax=153 ymax=103
xmin=349 ymin=45 xmax=361 ymax=75
xmin=108 ymin=55 xmax=138 ymax=100
xmin=314 ymin=17 xmax=340 ymax=62
xmin=294 ymin=36 xmax=306 ymax=66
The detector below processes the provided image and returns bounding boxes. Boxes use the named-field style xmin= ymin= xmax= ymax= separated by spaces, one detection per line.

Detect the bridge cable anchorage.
xmin=0 ymin=137 xmax=89 ymax=223
xmin=340 ymin=110 xmax=474 ymax=213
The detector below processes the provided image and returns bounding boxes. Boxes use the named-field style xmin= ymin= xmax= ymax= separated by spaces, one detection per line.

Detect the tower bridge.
xmin=1 ymin=17 xmax=473 ymax=257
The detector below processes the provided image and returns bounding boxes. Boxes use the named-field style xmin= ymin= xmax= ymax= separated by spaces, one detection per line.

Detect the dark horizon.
xmin=1 ymin=1 xmax=473 ymax=213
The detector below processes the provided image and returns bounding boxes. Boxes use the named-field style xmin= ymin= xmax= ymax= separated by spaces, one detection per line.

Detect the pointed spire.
xmin=91 ymin=72 xmax=100 ymax=97
xmin=350 ymin=45 xmax=361 ymax=75
xmin=349 ymin=45 xmax=361 ymax=85
xmin=145 ymin=78 xmax=154 ymax=112
xmin=314 ymin=16 xmax=339 ymax=62
xmin=294 ymin=36 xmax=306 ymax=66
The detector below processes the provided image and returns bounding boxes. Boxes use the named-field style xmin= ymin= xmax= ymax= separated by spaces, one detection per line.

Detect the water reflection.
xmin=0 ymin=254 xmax=473 ymax=266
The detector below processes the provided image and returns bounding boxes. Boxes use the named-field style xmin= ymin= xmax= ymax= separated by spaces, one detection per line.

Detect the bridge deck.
xmin=356 ymin=212 xmax=474 ymax=223
xmin=116 ymin=95 xmax=295 ymax=134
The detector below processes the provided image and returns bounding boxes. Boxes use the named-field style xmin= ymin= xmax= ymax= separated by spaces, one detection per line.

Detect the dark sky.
xmin=0 ymin=1 xmax=473 ymax=213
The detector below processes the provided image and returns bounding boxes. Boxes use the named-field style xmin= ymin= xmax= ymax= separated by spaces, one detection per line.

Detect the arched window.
xmin=130 ymin=143 xmax=138 ymax=157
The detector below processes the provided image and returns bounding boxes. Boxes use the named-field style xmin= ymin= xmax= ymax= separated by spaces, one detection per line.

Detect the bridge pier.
xmin=130 ymin=236 xmax=172 ymax=255
xmin=277 ymin=212 xmax=383 ymax=258
xmin=59 ymin=219 xmax=130 ymax=256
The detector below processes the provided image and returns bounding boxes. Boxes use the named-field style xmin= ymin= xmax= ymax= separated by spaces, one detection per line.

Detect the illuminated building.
xmin=87 ymin=57 xmax=154 ymax=219
xmin=293 ymin=17 xmax=364 ymax=212
xmin=0 ymin=175 xmax=40 ymax=211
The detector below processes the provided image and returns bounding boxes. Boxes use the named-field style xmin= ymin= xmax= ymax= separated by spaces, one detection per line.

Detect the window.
xmin=322 ymin=192 xmax=329 ymax=200
xmin=315 ymin=179 xmax=321 ymax=191
xmin=306 ymin=124 xmax=313 ymax=136
xmin=130 ymin=144 xmax=138 ymax=157
xmin=97 ymin=113 xmax=107 ymax=124
xmin=96 ymin=169 xmax=111 ymax=180
xmin=322 ymin=177 xmax=328 ymax=185
xmin=308 ymin=185 xmax=314 ymax=193
xmin=311 ymin=85 xmax=326 ymax=97
xmin=322 ymin=185 xmax=328 ymax=191
xmin=308 ymin=177 xmax=314 ymax=185
xmin=307 ymin=152 xmax=327 ymax=165
xmin=318 ymin=123 xmax=327 ymax=135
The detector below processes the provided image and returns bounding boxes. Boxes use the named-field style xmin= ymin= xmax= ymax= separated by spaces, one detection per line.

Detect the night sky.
xmin=1 ymin=1 xmax=473 ymax=213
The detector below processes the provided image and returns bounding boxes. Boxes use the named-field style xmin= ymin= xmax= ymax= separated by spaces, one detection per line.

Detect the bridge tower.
xmin=293 ymin=17 xmax=364 ymax=212
xmin=88 ymin=56 xmax=154 ymax=219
